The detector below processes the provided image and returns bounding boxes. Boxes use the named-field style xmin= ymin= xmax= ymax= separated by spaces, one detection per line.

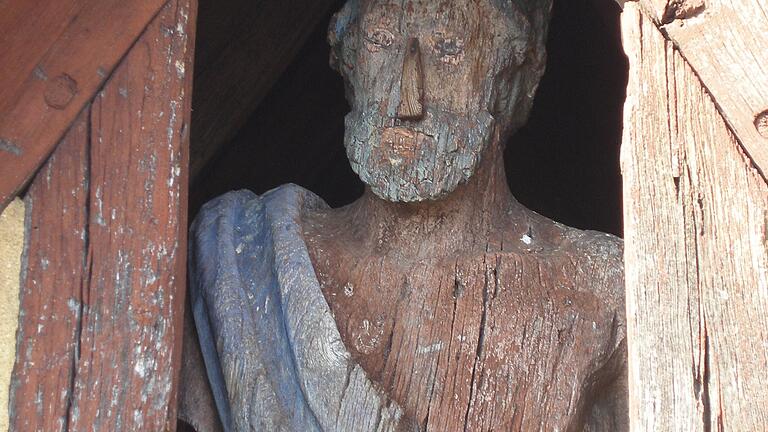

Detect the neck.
xmin=341 ymin=143 xmax=526 ymax=258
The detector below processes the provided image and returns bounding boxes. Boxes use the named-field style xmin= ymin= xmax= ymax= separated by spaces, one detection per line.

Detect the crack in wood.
xmin=462 ymin=257 xmax=490 ymax=432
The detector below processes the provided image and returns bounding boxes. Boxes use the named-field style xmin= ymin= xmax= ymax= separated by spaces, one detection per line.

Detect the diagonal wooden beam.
xmin=0 ymin=0 xmax=170 ymax=211
xmin=9 ymin=0 xmax=196 ymax=428
xmin=622 ymin=4 xmax=768 ymax=429
xmin=636 ymin=0 xmax=768 ymax=181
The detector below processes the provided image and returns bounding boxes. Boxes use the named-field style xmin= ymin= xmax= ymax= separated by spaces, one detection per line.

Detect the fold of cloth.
xmin=185 ymin=185 xmax=409 ymax=432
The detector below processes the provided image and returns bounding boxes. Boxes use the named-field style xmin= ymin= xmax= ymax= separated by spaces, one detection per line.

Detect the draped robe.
xmin=182 ymin=185 xmax=414 ymax=431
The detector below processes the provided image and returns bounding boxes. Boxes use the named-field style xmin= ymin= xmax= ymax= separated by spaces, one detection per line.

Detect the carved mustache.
xmin=347 ymin=105 xmax=496 ymax=149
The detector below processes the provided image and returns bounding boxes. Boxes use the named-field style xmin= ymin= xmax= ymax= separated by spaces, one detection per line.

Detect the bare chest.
xmin=317 ymin=252 xmax=622 ymax=431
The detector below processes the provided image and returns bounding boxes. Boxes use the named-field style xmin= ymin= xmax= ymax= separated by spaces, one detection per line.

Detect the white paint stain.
xmin=94 ymin=186 xmax=106 ymax=226
xmin=175 ymin=60 xmax=185 ymax=79
xmin=417 ymin=341 xmax=444 ymax=355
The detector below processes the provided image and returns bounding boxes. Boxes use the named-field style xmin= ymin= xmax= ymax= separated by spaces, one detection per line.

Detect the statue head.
xmin=329 ymin=0 xmax=552 ymax=202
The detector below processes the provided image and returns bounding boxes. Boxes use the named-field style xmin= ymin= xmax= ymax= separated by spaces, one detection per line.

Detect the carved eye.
xmin=364 ymin=28 xmax=394 ymax=51
xmin=431 ymin=34 xmax=465 ymax=64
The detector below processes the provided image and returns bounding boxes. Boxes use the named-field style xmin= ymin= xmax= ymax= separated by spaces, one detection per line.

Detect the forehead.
xmin=360 ymin=0 xmax=529 ymax=36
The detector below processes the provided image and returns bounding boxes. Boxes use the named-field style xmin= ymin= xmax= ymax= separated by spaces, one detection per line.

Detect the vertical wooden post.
xmin=10 ymin=0 xmax=197 ymax=430
xmin=621 ymin=4 xmax=768 ymax=430
xmin=9 ymin=108 xmax=91 ymax=432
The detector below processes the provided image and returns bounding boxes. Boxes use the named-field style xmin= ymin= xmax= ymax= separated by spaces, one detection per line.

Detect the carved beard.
xmin=344 ymin=106 xmax=496 ymax=202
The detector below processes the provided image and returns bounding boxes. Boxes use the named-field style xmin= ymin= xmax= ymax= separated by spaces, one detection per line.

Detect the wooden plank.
xmin=69 ymin=1 xmax=195 ymax=429
xmin=189 ymin=0 xmax=337 ymax=180
xmin=638 ymin=0 xmax=705 ymax=23
xmin=638 ymin=0 xmax=768 ymax=179
xmin=9 ymin=108 xmax=91 ymax=432
xmin=9 ymin=0 xmax=196 ymax=429
xmin=0 ymin=0 xmax=84 ymax=112
xmin=621 ymin=5 xmax=768 ymax=430
xmin=0 ymin=0 xmax=169 ymax=211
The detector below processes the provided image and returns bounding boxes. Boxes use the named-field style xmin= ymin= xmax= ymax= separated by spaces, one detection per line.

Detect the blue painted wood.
xmin=188 ymin=185 xmax=407 ymax=431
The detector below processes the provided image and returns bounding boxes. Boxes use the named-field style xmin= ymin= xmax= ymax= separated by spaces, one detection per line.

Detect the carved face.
xmin=330 ymin=0 xmax=550 ymax=202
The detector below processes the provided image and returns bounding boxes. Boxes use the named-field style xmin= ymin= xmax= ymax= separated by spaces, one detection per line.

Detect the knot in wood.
xmin=663 ymin=0 xmax=705 ymax=22
xmin=755 ymin=110 xmax=768 ymax=139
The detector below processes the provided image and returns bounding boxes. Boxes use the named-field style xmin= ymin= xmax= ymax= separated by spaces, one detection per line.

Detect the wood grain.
xmin=8 ymin=108 xmax=90 ymax=432
xmin=305 ymin=143 xmax=627 ymax=430
xmin=396 ymin=38 xmax=425 ymax=120
xmin=621 ymin=4 xmax=768 ymax=430
xmin=638 ymin=0 xmax=768 ymax=179
xmin=9 ymin=0 xmax=196 ymax=429
xmin=638 ymin=0 xmax=705 ymax=23
xmin=0 ymin=0 xmax=168 ymax=211
xmin=190 ymin=0 xmax=337 ymax=180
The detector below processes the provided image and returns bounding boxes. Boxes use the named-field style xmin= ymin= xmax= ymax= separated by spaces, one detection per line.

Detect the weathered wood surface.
xmin=189 ymin=0 xmax=337 ymax=180
xmin=9 ymin=0 xmax=196 ymax=429
xmin=637 ymin=0 xmax=705 ymax=22
xmin=306 ymin=152 xmax=628 ymax=431
xmin=637 ymin=0 xmax=768 ymax=179
xmin=185 ymin=187 xmax=412 ymax=431
xmin=621 ymin=4 xmax=768 ymax=430
xmin=0 ymin=0 xmax=168 ymax=211
xmin=9 ymin=108 xmax=91 ymax=432
xmin=329 ymin=0 xmax=552 ymax=202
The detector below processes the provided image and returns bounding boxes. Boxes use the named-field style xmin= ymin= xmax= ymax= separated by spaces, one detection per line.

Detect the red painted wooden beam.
xmin=0 ymin=0 xmax=169 ymax=211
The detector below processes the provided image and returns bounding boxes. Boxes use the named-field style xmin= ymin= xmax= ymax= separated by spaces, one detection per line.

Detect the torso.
xmin=303 ymin=205 xmax=626 ymax=432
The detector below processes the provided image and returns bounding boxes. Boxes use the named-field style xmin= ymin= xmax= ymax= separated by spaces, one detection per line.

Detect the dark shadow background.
xmin=190 ymin=0 xmax=628 ymax=236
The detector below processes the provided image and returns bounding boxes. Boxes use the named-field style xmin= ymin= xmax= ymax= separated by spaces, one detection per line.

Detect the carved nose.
xmin=396 ymin=37 xmax=425 ymax=120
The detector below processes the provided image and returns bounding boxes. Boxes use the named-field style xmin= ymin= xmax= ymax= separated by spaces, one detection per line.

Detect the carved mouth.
xmin=379 ymin=127 xmax=434 ymax=164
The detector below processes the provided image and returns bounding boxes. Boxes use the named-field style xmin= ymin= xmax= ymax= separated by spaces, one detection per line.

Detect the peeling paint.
xmin=0 ymin=139 xmax=22 ymax=156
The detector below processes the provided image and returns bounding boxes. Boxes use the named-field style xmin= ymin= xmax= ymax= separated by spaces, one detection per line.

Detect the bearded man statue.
xmin=179 ymin=1 xmax=627 ymax=430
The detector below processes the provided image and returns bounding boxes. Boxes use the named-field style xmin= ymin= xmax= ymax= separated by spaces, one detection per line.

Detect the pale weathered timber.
xmin=189 ymin=0 xmax=337 ymax=180
xmin=0 ymin=198 xmax=24 ymax=432
xmin=637 ymin=0 xmax=768 ymax=179
xmin=9 ymin=0 xmax=196 ymax=429
xmin=0 ymin=0 xmax=169 ymax=211
xmin=621 ymin=4 xmax=768 ymax=430
xmin=637 ymin=0 xmax=705 ymax=22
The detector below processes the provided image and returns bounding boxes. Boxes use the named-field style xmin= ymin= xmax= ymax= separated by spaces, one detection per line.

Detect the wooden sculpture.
xmin=180 ymin=0 xmax=627 ymax=430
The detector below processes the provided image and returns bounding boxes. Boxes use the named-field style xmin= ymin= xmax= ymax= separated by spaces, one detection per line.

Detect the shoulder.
xmin=521 ymin=208 xmax=624 ymax=303
xmin=561 ymin=226 xmax=626 ymax=350
xmin=189 ymin=184 xmax=326 ymax=300
xmin=561 ymin=227 xmax=624 ymax=302
xmin=191 ymin=189 xmax=263 ymax=240
xmin=191 ymin=184 xmax=322 ymax=239
xmin=521 ymin=211 xmax=625 ymax=335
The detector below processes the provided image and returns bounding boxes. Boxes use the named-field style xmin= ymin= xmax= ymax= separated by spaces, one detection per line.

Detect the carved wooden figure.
xmin=180 ymin=0 xmax=627 ymax=430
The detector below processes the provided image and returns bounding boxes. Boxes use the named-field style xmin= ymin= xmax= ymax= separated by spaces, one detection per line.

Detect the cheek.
xmin=422 ymin=64 xmax=470 ymax=113
xmin=422 ymin=52 xmax=495 ymax=115
xmin=353 ymin=47 xmax=403 ymax=108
